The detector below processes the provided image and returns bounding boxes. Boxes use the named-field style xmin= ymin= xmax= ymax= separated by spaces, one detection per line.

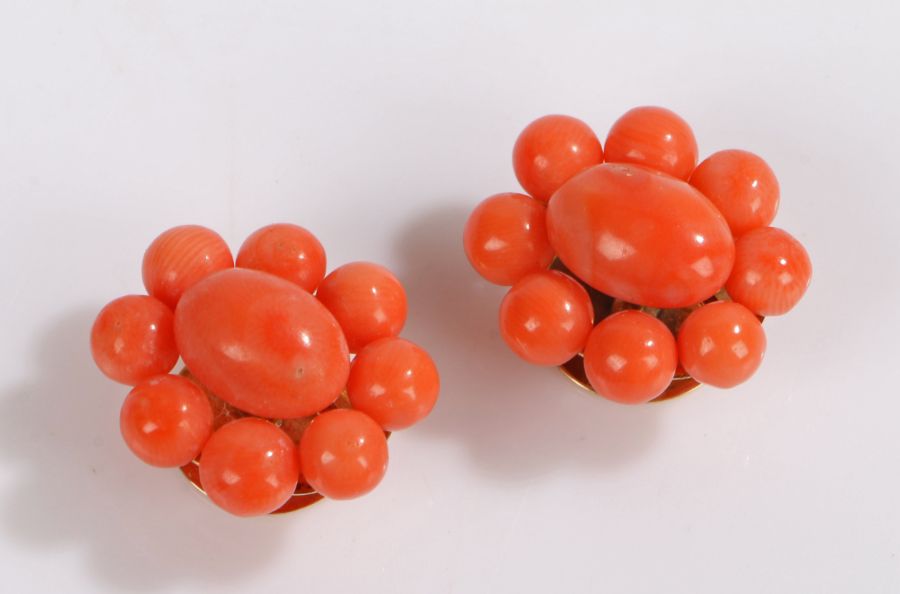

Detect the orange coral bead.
xmin=689 ymin=149 xmax=780 ymax=237
xmin=499 ymin=270 xmax=594 ymax=366
xmin=583 ymin=310 xmax=677 ymax=405
xmin=236 ymin=223 xmax=326 ymax=293
xmin=512 ymin=115 xmax=604 ymax=202
xmin=199 ymin=418 xmax=300 ymax=517
xmin=175 ymin=268 xmax=349 ymax=419
xmin=725 ymin=227 xmax=812 ymax=316
xmin=142 ymin=225 xmax=234 ymax=309
xmin=90 ymin=295 xmax=179 ymax=385
xmin=677 ymin=301 xmax=766 ymax=388
xmin=120 ymin=374 xmax=213 ymax=467
xmin=299 ymin=409 xmax=388 ymax=500
xmin=315 ymin=262 xmax=407 ymax=353
xmin=604 ymin=106 xmax=698 ymax=180
xmin=463 ymin=192 xmax=555 ymax=285
xmin=347 ymin=337 xmax=440 ymax=431
xmin=547 ymin=163 xmax=734 ymax=308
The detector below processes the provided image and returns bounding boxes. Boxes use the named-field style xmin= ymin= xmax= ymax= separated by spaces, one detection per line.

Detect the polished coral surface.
xmin=299 ymin=409 xmax=388 ymax=500
xmin=236 ymin=223 xmax=326 ymax=293
xmin=120 ymin=374 xmax=213 ymax=467
xmin=91 ymin=294 xmax=179 ymax=385
xmin=347 ymin=337 xmax=440 ymax=431
xmin=604 ymin=106 xmax=698 ymax=180
xmin=175 ymin=268 xmax=350 ymax=419
xmin=726 ymin=226 xmax=812 ymax=316
xmin=690 ymin=149 xmax=780 ymax=237
xmin=199 ymin=417 xmax=300 ymax=517
xmin=463 ymin=192 xmax=554 ymax=285
xmin=677 ymin=301 xmax=766 ymax=388
xmin=499 ymin=270 xmax=594 ymax=366
xmin=315 ymin=262 xmax=407 ymax=353
xmin=583 ymin=310 xmax=677 ymax=404
xmin=547 ymin=163 xmax=734 ymax=308
xmin=142 ymin=225 xmax=234 ymax=309
xmin=513 ymin=114 xmax=604 ymax=202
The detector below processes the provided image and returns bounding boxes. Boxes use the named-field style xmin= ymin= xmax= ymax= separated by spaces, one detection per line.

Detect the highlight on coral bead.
xmin=315 ymin=262 xmax=407 ymax=353
xmin=90 ymin=294 xmax=179 ymax=385
xmin=604 ymin=106 xmax=698 ymax=180
xmin=689 ymin=149 xmax=780 ymax=237
xmin=582 ymin=310 xmax=678 ymax=404
xmin=175 ymin=268 xmax=350 ymax=419
xmin=142 ymin=225 xmax=234 ymax=309
xmin=347 ymin=337 xmax=440 ymax=431
xmin=725 ymin=227 xmax=812 ymax=316
xmin=547 ymin=163 xmax=734 ymax=308
xmin=299 ymin=409 xmax=389 ymax=500
xmin=120 ymin=374 xmax=214 ymax=467
xmin=499 ymin=270 xmax=594 ymax=366
xmin=463 ymin=192 xmax=555 ymax=285
xmin=199 ymin=418 xmax=300 ymax=517
xmin=677 ymin=301 xmax=766 ymax=388
xmin=236 ymin=223 xmax=327 ymax=293
xmin=512 ymin=114 xmax=604 ymax=202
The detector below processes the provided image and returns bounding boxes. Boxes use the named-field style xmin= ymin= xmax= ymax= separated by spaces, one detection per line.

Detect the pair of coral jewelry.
xmin=90 ymin=105 xmax=811 ymax=516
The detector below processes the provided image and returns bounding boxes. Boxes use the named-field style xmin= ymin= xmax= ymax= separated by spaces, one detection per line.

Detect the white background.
xmin=1 ymin=1 xmax=898 ymax=592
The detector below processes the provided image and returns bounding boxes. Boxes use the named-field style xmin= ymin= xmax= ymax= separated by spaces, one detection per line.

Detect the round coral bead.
xmin=547 ymin=163 xmax=734 ymax=308
xmin=604 ymin=106 xmax=698 ymax=180
xmin=90 ymin=295 xmax=179 ymax=385
xmin=347 ymin=337 xmax=440 ymax=431
xmin=463 ymin=192 xmax=555 ymax=285
xmin=689 ymin=149 xmax=780 ymax=237
xmin=175 ymin=268 xmax=349 ymax=419
xmin=582 ymin=310 xmax=677 ymax=404
xmin=119 ymin=374 xmax=213 ymax=467
xmin=199 ymin=418 xmax=300 ymax=517
xmin=315 ymin=262 xmax=407 ymax=353
xmin=512 ymin=114 xmax=604 ymax=202
xmin=299 ymin=409 xmax=388 ymax=500
xmin=677 ymin=301 xmax=766 ymax=388
xmin=725 ymin=227 xmax=812 ymax=316
xmin=236 ymin=223 xmax=326 ymax=293
xmin=142 ymin=225 xmax=234 ymax=309
xmin=499 ymin=270 xmax=594 ymax=366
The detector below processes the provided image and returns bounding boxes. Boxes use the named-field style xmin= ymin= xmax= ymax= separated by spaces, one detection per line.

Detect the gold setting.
xmin=559 ymin=353 xmax=700 ymax=403
xmin=177 ymin=367 xmax=390 ymax=514
xmin=549 ymin=260 xmax=757 ymax=403
xmin=179 ymin=458 xmax=324 ymax=514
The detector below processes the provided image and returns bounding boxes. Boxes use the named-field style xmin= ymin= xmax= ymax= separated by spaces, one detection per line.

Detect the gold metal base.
xmin=549 ymin=259 xmax=758 ymax=403
xmin=178 ymin=368 xmax=387 ymax=514
xmin=559 ymin=353 xmax=700 ymax=403
xmin=179 ymin=459 xmax=324 ymax=514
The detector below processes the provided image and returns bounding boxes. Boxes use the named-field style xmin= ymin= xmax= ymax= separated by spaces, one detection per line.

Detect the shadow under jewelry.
xmin=392 ymin=203 xmax=662 ymax=483
xmin=0 ymin=308 xmax=291 ymax=592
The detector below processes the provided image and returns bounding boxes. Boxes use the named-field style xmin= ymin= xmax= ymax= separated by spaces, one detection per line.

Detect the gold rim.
xmin=179 ymin=458 xmax=325 ymax=514
xmin=549 ymin=260 xmax=762 ymax=403
xmin=178 ymin=367 xmax=391 ymax=514
xmin=558 ymin=352 xmax=700 ymax=403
